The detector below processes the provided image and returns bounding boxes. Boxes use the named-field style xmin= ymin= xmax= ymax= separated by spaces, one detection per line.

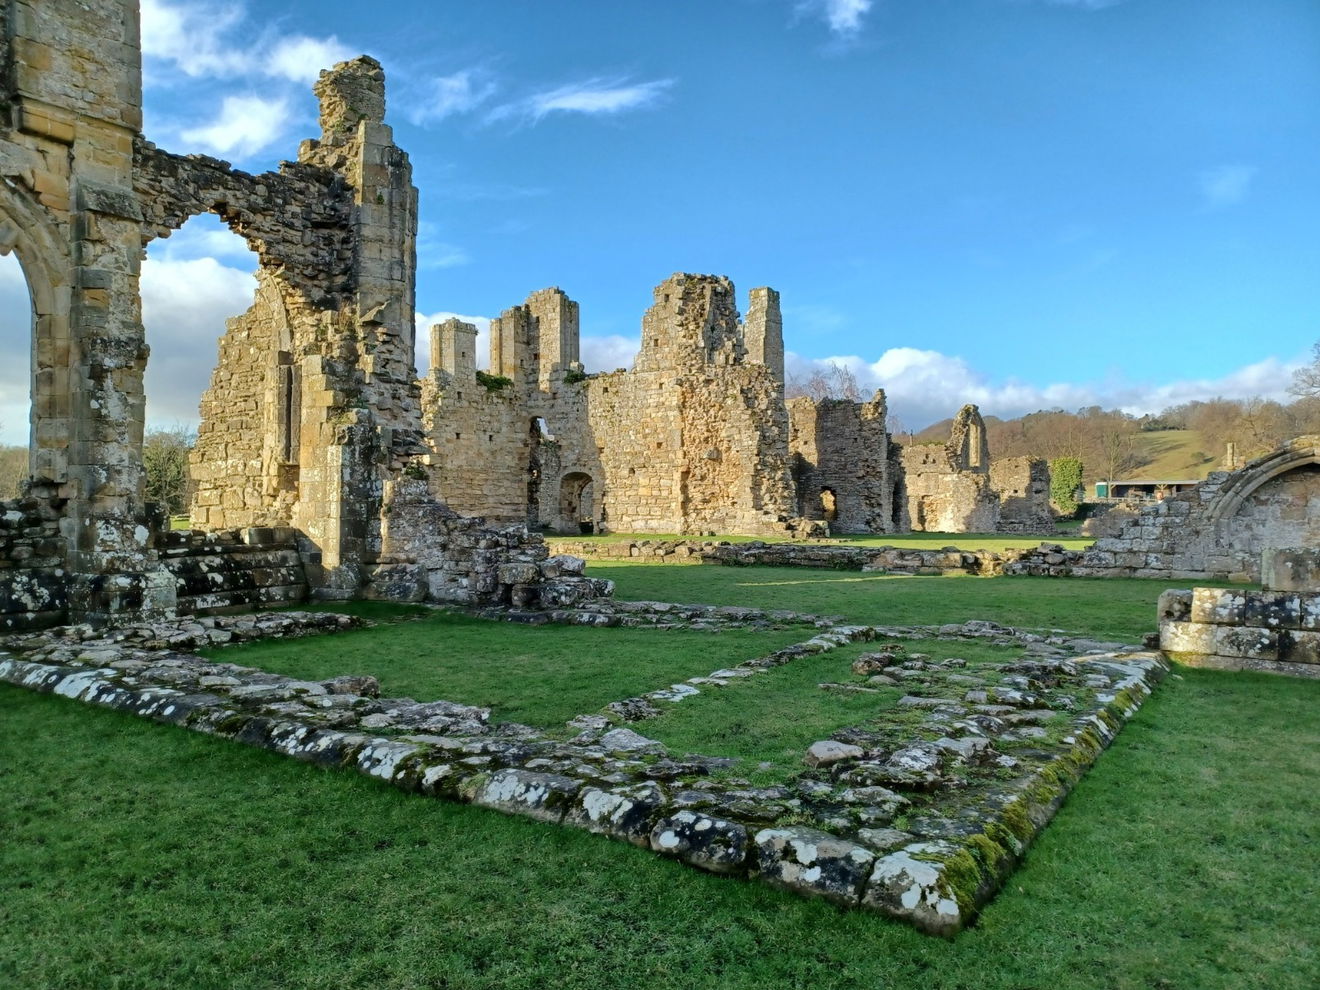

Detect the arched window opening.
xmin=0 ymin=251 xmax=32 ymax=499
xmin=142 ymin=214 xmax=259 ymax=529
xmin=820 ymin=487 xmax=838 ymax=523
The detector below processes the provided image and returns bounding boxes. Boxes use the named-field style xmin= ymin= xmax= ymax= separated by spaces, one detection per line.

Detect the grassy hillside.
xmin=1127 ymin=429 xmax=1221 ymax=481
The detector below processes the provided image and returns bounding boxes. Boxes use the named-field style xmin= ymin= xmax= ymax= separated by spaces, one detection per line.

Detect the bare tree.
xmin=1290 ymin=340 xmax=1320 ymax=399
xmin=785 ymin=361 xmax=862 ymax=401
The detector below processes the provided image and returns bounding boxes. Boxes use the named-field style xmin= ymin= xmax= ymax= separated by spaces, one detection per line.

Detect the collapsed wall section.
xmin=990 ymin=457 xmax=1053 ymax=534
xmin=788 ymin=392 xmax=897 ymax=533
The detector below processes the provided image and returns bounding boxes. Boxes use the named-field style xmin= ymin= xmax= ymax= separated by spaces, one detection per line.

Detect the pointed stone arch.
xmin=0 ymin=176 xmax=75 ymax=487
xmin=1208 ymin=436 xmax=1320 ymax=530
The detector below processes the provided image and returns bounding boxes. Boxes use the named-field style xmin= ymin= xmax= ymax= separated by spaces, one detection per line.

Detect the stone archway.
xmin=0 ymin=178 xmax=75 ymax=489
xmin=559 ymin=471 xmax=595 ymax=533
xmin=1209 ymin=436 xmax=1320 ymax=528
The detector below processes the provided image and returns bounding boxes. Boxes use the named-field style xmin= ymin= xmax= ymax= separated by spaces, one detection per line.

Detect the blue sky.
xmin=2 ymin=0 xmax=1318 ymax=442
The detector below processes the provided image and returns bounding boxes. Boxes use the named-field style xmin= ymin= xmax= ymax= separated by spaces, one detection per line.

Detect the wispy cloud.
xmin=265 ymin=35 xmax=356 ymax=84
xmin=141 ymin=0 xmax=352 ymax=82
xmin=490 ymin=77 xmax=675 ymax=124
xmin=408 ymin=69 xmax=499 ymax=125
xmin=796 ymin=0 xmax=874 ymax=37
xmin=179 ymin=94 xmax=291 ymax=157
xmin=1198 ymin=164 xmax=1257 ymax=209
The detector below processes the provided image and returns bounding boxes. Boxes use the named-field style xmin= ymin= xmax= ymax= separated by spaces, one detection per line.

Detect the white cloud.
xmin=265 ymin=35 xmax=355 ymax=84
xmin=141 ymin=1 xmax=352 ymax=82
xmin=140 ymin=256 xmax=258 ymax=429
xmin=491 ymin=78 xmax=674 ymax=123
xmin=409 ymin=69 xmax=498 ymax=125
xmin=581 ymin=335 xmax=638 ymax=373
xmin=179 ymin=94 xmax=291 ymax=157
xmin=797 ymin=0 xmax=873 ymax=36
xmin=785 ymin=347 xmax=1304 ymax=433
xmin=1198 ymin=164 xmax=1257 ymax=209
xmin=140 ymin=0 xmax=248 ymax=79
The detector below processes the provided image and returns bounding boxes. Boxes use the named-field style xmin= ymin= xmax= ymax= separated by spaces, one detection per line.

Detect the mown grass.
xmin=646 ymin=638 xmax=1023 ymax=783
xmin=593 ymin=566 xmax=1243 ymax=643
xmin=4 ymin=665 xmax=1317 ymax=990
xmin=202 ymin=607 xmax=808 ymax=729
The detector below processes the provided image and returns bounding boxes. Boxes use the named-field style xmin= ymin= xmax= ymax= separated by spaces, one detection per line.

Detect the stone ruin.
xmin=0 ymin=1 xmax=606 ymax=629
xmin=899 ymin=405 xmax=1052 ymax=534
xmin=1079 ymin=436 xmax=1320 ymax=582
xmin=419 ymin=286 xmax=1052 ymax=539
xmin=0 ymin=0 xmax=1055 ymax=634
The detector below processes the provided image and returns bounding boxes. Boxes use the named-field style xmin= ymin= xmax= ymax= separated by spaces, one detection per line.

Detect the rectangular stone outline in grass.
xmin=0 ymin=609 xmax=1166 ymax=936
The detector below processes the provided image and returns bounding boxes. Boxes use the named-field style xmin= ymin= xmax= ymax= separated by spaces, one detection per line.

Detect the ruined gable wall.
xmin=419 ymin=372 xmax=531 ymax=523
xmin=990 ymin=457 xmax=1053 ymax=534
xmin=677 ymin=366 xmax=796 ymax=534
xmin=900 ymin=442 xmax=1000 ymax=533
xmin=584 ymin=370 xmax=685 ymax=533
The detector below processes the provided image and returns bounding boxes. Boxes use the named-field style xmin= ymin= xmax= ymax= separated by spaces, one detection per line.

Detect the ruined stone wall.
xmin=0 ymin=492 xmax=68 ymax=629
xmin=1 ymin=5 xmax=608 ymax=624
xmin=421 ymin=275 xmax=798 ymax=537
xmin=899 ymin=443 xmax=1000 ymax=532
xmin=1078 ymin=438 xmax=1320 ymax=581
xmin=898 ymin=405 xmax=1002 ymax=533
xmin=990 ymin=457 xmax=1053 ymax=534
xmin=419 ymin=369 xmax=531 ymax=523
xmin=788 ymin=392 xmax=897 ymax=533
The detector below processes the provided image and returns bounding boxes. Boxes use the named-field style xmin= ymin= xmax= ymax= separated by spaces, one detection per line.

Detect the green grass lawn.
xmin=593 ymin=565 xmax=1240 ymax=643
xmin=644 ymin=637 xmax=1025 ymax=784
xmin=4 ymin=665 xmax=1317 ymax=990
xmin=202 ymin=607 xmax=809 ymax=729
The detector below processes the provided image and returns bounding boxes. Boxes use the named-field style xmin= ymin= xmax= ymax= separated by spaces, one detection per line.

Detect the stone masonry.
xmin=0 ymin=1 xmax=604 ymax=626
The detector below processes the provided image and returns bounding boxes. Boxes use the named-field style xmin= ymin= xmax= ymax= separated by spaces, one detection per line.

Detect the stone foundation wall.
xmin=155 ymin=528 xmax=308 ymax=615
xmin=547 ymin=538 xmax=1082 ymax=577
xmin=1159 ymin=587 xmax=1320 ymax=679
xmin=0 ymin=606 xmax=1167 ymax=935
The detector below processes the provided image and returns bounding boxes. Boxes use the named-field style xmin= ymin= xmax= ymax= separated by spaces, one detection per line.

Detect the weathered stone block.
xmin=753 ymin=827 xmax=876 ymax=907
xmin=649 ymin=811 xmax=749 ymax=874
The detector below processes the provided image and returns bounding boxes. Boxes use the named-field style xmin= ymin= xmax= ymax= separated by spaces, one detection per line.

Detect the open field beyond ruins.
xmin=4 ymin=566 xmax=1319 ymax=990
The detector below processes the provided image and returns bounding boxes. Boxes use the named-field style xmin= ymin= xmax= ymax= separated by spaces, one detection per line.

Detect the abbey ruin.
xmin=0 ymin=0 xmax=1056 ymax=630
xmin=4 ymin=0 xmax=1314 ymax=634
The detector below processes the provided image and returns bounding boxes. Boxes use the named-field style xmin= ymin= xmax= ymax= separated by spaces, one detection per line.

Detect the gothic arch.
xmin=0 ymin=177 xmax=75 ymax=485
xmin=1208 ymin=436 xmax=1320 ymax=530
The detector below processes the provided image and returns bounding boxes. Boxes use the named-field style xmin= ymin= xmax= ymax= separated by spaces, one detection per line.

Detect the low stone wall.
xmin=548 ymin=539 xmax=1084 ymax=577
xmin=1 ymin=496 xmax=70 ymax=631
xmin=1 ymin=605 xmax=1165 ymax=935
xmin=157 ymin=527 xmax=309 ymax=615
xmin=1159 ymin=587 xmax=1320 ymax=679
